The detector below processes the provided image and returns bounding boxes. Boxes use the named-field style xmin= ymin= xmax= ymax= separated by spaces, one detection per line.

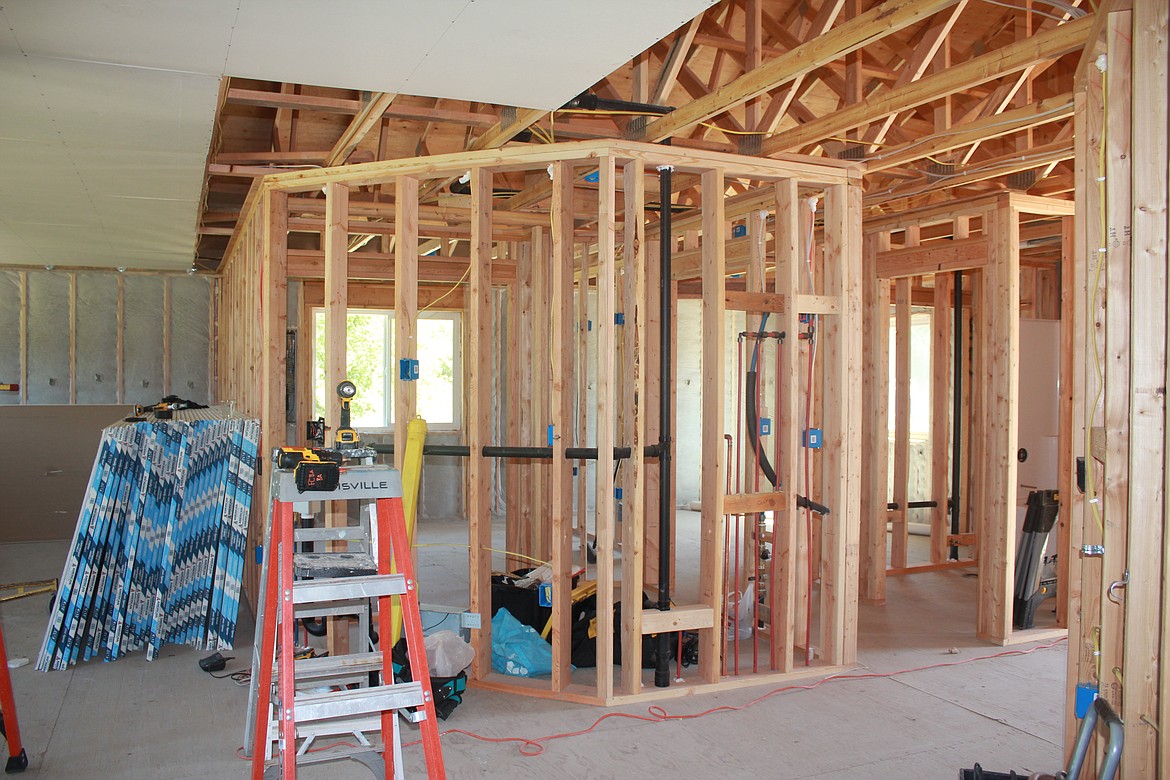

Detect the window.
xmin=312 ymin=309 xmax=461 ymax=430
xmin=888 ymin=309 xmax=933 ymax=438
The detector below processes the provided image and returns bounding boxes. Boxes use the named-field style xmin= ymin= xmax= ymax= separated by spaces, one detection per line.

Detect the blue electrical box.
xmin=615 ymin=312 xmax=625 ymax=325
xmin=547 ymin=424 xmax=555 ymax=446
xmin=804 ymin=428 xmax=822 ymax=448
xmin=732 ymin=223 xmax=747 ymax=238
xmin=1074 ymin=683 xmax=1098 ymax=718
xmin=585 ymin=171 xmax=600 ymax=183
xmin=538 ymin=582 xmax=553 ymax=607
xmin=759 ymin=417 xmax=772 ymax=436
xmin=399 ymin=358 xmax=420 ymax=381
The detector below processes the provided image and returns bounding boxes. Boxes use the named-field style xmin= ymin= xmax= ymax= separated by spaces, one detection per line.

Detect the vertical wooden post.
xmin=262 ymin=188 xmax=289 ymax=465
xmin=698 ymin=169 xmax=726 ymax=682
xmin=891 ymin=275 xmax=912 ymax=568
xmin=468 ymin=168 xmax=494 ymax=679
xmin=620 ymin=159 xmax=646 ymax=696
xmin=644 ymin=235 xmax=662 ymax=593
xmin=550 ymin=161 xmax=576 ymax=691
xmin=324 ymin=181 xmax=349 ymax=437
xmin=394 ymin=175 xmax=419 ymax=469
xmin=821 ymin=181 xmax=862 ymax=666
xmin=774 ymin=179 xmax=800 ymax=670
xmin=595 ymin=154 xmax=618 ymax=702
xmin=1098 ymin=10 xmax=1133 ymax=725
xmin=976 ymin=198 xmax=1019 ymax=645
xmin=577 ymin=237 xmax=590 ymax=574
xmin=1056 ymin=215 xmax=1077 ymax=631
xmin=861 ymin=233 xmax=891 ymax=603
xmin=323 ymin=182 xmax=348 ymax=656
xmin=930 ymin=272 xmax=953 ymax=564
xmin=1129 ymin=2 xmax=1168 ymax=772
xmin=507 ymin=240 xmax=533 ymax=569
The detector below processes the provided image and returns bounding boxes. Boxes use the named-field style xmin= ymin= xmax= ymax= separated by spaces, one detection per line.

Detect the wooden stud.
xmin=595 ymin=154 xmax=617 ymax=702
xmin=773 ymin=179 xmax=800 ymax=669
xmin=468 ymin=169 xmax=494 ymax=680
xmin=698 ymin=169 xmax=726 ymax=683
xmin=976 ymin=198 xmax=1019 ymax=645
xmin=860 ymin=232 xmax=891 ymax=603
xmin=891 ymin=274 xmax=912 ymax=569
xmin=820 ymin=181 xmax=862 ymax=666
xmin=1128 ymin=1 xmax=1168 ymax=771
xmin=620 ymin=158 xmax=647 ymax=696
xmin=394 ymin=176 xmax=419 ymax=468
xmin=550 ymin=161 xmax=576 ymax=691
xmin=323 ymin=182 xmax=349 ymax=655
xmin=930 ymin=272 xmax=952 ymax=564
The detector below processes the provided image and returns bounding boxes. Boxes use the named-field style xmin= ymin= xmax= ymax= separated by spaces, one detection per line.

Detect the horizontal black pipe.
xmin=562 ymin=92 xmax=674 ymax=115
xmin=886 ymin=500 xmax=944 ymax=510
xmin=369 ymin=443 xmax=641 ymax=461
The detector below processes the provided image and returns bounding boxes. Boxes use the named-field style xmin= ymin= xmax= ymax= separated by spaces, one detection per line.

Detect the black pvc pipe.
xmin=368 ymin=443 xmax=639 ymax=460
xmin=950 ymin=271 xmax=963 ymax=559
xmin=886 ymin=500 xmax=942 ymax=510
xmin=655 ymin=165 xmax=673 ymax=688
xmin=562 ymin=92 xmax=675 ymax=116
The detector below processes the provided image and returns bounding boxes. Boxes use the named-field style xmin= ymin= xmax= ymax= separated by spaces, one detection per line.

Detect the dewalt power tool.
xmin=335 ymin=380 xmax=360 ymax=449
xmin=273 ymin=446 xmax=344 ymax=492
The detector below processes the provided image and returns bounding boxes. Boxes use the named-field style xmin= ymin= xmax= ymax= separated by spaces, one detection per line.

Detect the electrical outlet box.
xmin=759 ymin=417 xmax=772 ymax=436
xmin=804 ymin=428 xmax=822 ymax=449
xmin=399 ymin=358 xmax=420 ymax=381
xmin=460 ymin=611 xmax=482 ymax=630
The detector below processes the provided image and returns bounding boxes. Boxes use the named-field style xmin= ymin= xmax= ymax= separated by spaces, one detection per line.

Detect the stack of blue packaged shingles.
xmin=37 ymin=406 xmax=260 ymax=670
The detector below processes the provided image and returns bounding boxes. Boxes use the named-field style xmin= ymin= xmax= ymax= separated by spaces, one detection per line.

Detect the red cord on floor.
xmin=237 ymin=638 xmax=1067 ymax=761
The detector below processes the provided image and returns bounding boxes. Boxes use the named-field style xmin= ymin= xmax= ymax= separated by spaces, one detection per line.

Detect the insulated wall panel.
xmin=26 ymin=272 xmax=70 ymax=404
xmin=0 ymin=271 xmax=21 ymax=404
xmin=75 ymin=272 xmax=119 ymax=404
xmin=169 ymin=275 xmax=211 ymax=402
xmin=122 ymin=275 xmax=165 ymax=405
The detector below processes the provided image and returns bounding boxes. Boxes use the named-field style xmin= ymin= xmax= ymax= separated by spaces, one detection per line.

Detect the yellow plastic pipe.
xmin=391 ymin=415 xmax=428 ymax=648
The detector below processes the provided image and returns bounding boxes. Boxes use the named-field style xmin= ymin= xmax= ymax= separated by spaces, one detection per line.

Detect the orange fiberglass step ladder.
xmin=247 ymin=464 xmax=446 ymax=779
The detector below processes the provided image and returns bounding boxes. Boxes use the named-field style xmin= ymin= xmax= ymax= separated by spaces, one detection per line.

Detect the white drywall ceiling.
xmin=0 ymin=0 xmax=717 ymax=271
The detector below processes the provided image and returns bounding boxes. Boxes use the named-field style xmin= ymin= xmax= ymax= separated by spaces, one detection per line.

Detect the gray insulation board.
xmin=0 ymin=272 xmax=20 ymax=405
xmin=75 ymin=272 xmax=119 ymax=404
xmin=123 ymin=275 xmax=166 ymax=405
xmin=169 ymin=276 xmax=210 ymax=402
xmin=27 ymin=272 xmax=70 ymax=404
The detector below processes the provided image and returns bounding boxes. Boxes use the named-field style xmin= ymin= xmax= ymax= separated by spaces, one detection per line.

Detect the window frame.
xmin=310 ymin=307 xmax=463 ymax=433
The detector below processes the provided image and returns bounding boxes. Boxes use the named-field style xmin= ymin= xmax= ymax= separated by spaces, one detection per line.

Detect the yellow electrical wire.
xmin=419 ymin=264 xmax=471 ymax=313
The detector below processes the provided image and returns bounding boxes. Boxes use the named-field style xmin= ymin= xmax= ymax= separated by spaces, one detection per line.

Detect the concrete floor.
xmin=1 ymin=518 xmax=1069 ymax=779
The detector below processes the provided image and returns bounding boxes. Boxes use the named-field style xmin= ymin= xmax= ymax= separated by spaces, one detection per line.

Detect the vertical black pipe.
xmin=950 ymin=271 xmax=963 ymax=559
xmin=655 ymin=166 xmax=673 ymax=688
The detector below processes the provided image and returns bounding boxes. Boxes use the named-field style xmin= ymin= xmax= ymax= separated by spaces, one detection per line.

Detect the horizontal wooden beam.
xmin=640 ymin=604 xmax=715 ymax=634
xmin=723 ymin=491 xmax=787 ymax=515
xmin=876 ymin=236 xmax=989 ymax=278
xmin=635 ymin=0 xmax=962 ymax=142
xmin=761 ymin=14 xmax=1093 ymax=154
xmin=867 ymin=140 xmax=1074 ymax=205
xmin=866 ymin=93 xmax=1075 ymax=173
xmin=225 ymin=87 xmax=498 ymax=126
xmin=287 ymin=249 xmax=516 ymax=284
xmin=302 ymin=280 xmax=464 ymax=310
xmin=724 ymin=290 xmax=786 ymax=313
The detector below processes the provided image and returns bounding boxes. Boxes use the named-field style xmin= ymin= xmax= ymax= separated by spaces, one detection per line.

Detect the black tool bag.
xmin=391 ymin=638 xmax=467 ymax=721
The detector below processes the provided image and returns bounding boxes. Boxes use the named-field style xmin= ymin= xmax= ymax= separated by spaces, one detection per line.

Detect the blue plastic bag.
xmin=491 ymin=607 xmax=555 ymax=677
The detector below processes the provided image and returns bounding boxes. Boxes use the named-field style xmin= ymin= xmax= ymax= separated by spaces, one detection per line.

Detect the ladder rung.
xmin=294 ymin=527 xmax=370 ymax=543
xmin=293 ymin=682 xmax=426 ymax=722
xmin=293 ymin=651 xmax=385 ymax=681
xmin=292 ymin=574 xmax=407 ymax=604
xmin=294 ymin=552 xmax=377 ymax=578
xmin=294 ymin=744 xmax=383 ymax=766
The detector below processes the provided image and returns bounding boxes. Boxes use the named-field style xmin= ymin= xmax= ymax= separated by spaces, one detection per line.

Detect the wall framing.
xmin=217 ymin=139 xmax=863 ymax=705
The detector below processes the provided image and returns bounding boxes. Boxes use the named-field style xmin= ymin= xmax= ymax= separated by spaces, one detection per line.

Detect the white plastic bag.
xmin=725 ymin=581 xmax=755 ymax=641
xmin=425 ymin=630 xmax=475 ymax=677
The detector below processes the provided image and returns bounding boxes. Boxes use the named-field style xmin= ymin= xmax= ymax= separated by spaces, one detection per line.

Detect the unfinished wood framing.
xmin=864 ymin=192 xmax=1073 ymax=646
xmin=215 ymin=139 xmax=862 ymax=706
xmin=1068 ymin=4 xmax=1168 ymax=772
